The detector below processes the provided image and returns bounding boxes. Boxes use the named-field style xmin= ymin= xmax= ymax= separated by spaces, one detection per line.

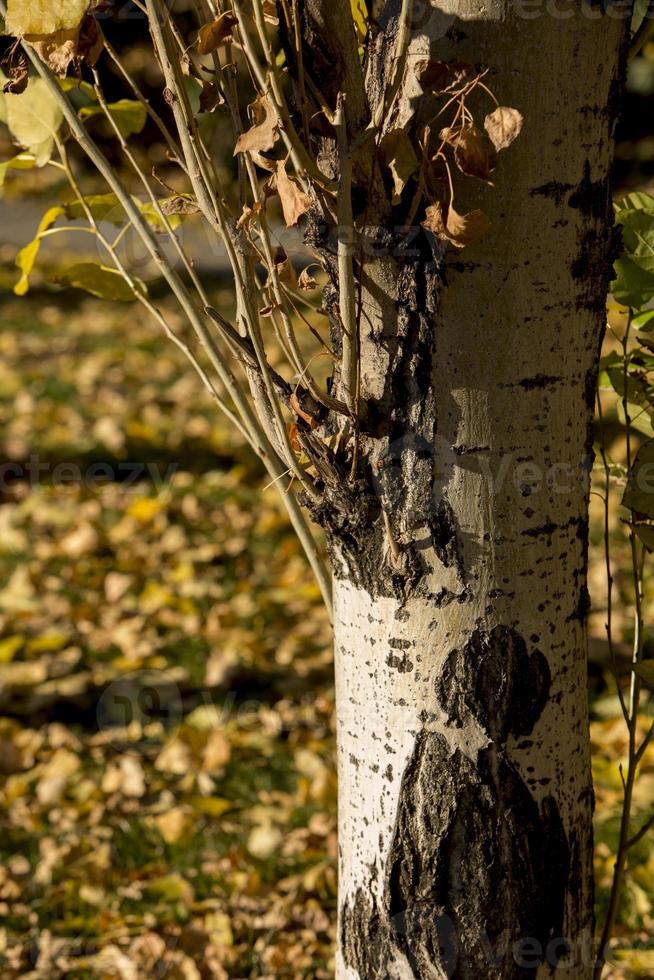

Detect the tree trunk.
xmin=325 ymin=4 xmax=628 ymax=978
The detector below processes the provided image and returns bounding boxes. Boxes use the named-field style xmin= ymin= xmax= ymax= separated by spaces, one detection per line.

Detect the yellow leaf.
xmin=152 ymin=807 xmax=189 ymax=844
xmin=127 ymin=497 xmax=165 ymax=523
xmin=191 ymin=796 xmax=232 ymax=817
xmin=14 ymin=206 xmax=65 ymax=295
xmin=350 ymin=0 xmax=368 ymax=41
xmin=247 ymin=823 xmax=283 ymax=859
xmin=6 ymin=0 xmax=89 ymax=36
xmin=2 ymin=78 xmax=63 ymax=167
xmin=0 ymin=635 xmax=24 ymax=663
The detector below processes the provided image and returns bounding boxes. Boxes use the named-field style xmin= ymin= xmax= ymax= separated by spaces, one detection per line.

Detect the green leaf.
xmin=623 ymin=438 xmax=654 ymax=517
xmin=616 ymin=191 xmax=654 ymax=214
xmin=59 ymin=77 xmax=98 ymax=103
xmin=618 ymin=401 xmax=654 ymax=439
xmin=633 ymin=523 xmax=654 ymax=551
xmin=0 ymin=152 xmax=36 ymax=192
xmin=632 ymin=309 xmax=654 ymax=332
xmin=634 ymin=660 xmax=654 ymax=689
xmin=52 ymin=262 xmax=146 ymax=302
xmin=603 ymin=359 xmax=654 ymax=410
xmin=611 ymin=255 xmax=654 ymax=309
xmin=14 ymin=206 xmax=65 ymax=296
xmin=80 ymin=99 xmax=147 ymax=138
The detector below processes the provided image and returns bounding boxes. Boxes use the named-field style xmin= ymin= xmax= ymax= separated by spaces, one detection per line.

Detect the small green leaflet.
xmin=623 ymin=438 xmax=654 ymax=518
xmin=612 ymin=193 xmax=654 ymax=308
xmin=80 ymin=99 xmax=147 ymax=138
xmin=52 ymin=263 xmax=147 ymax=302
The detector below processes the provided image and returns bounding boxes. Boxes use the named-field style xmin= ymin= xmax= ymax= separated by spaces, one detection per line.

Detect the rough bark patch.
xmin=383 ymin=734 xmax=569 ymax=979
xmin=341 ymin=625 xmax=570 ymax=978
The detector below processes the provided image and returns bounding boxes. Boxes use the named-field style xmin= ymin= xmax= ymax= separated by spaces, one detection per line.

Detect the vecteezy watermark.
xmin=370 ymin=431 xmax=602 ymax=513
xmin=95 ymin=671 xmax=266 ymax=755
xmin=367 ymin=909 xmax=610 ymax=976
xmin=512 ymin=0 xmax=634 ymax=19
xmin=0 ymin=457 xmax=178 ymax=492
xmin=96 ymin=669 xmax=184 ymax=749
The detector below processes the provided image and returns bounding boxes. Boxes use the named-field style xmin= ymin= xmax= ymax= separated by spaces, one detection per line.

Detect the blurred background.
xmin=0 ymin=11 xmax=653 ymax=979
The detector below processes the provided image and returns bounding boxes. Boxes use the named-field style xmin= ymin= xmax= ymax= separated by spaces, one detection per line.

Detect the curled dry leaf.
xmin=270 ymin=244 xmax=296 ymax=288
xmin=290 ymin=391 xmax=319 ymax=429
xmin=379 ymin=129 xmax=419 ymax=205
xmin=298 ymin=267 xmax=318 ymax=291
xmin=199 ymin=80 xmax=222 ymax=114
xmin=160 ymin=194 xmax=200 ymax=216
xmin=440 ymin=123 xmax=496 ymax=181
xmin=1 ymin=50 xmax=28 ymax=95
xmin=262 ymin=0 xmax=279 ymax=24
xmin=197 ymin=12 xmax=238 ymax=55
xmin=271 ymin=160 xmax=311 ymax=227
xmin=484 ymin=105 xmax=523 ymax=151
xmin=234 ymin=94 xmax=279 ymax=156
xmin=31 ymin=29 xmax=81 ymax=75
xmin=422 ymin=201 xmax=490 ymax=249
xmin=237 ymin=202 xmax=263 ymax=231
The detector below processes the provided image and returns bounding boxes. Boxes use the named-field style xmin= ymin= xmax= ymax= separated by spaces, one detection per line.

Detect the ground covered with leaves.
xmin=0 ymin=290 xmax=651 ymax=978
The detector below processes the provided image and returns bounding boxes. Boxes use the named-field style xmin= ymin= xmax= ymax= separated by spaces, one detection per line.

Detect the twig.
xmin=594 ymin=311 xmax=645 ymax=979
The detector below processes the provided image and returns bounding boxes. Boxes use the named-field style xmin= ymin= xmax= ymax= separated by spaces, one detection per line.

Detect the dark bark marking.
xmin=386 ymin=650 xmax=414 ymax=673
xmin=428 ymin=498 xmax=465 ymax=579
xmin=529 ymin=181 xmax=574 ymax=206
xmin=568 ymin=162 xmax=611 ymax=222
xmin=501 ymin=374 xmax=563 ymax=390
xmin=435 ymin=624 xmax=551 ymax=741
xmin=380 ymin=732 xmax=569 ymax=979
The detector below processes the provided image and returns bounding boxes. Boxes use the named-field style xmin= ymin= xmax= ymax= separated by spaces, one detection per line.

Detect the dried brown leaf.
xmin=422 ymin=201 xmax=489 ymax=248
xmin=298 ymin=267 xmax=318 ymax=291
xmin=30 ymin=29 xmax=79 ymax=75
xmin=441 ymin=123 xmax=496 ymax=180
xmin=274 ymin=160 xmax=310 ymax=227
xmin=379 ymin=129 xmax=418 ymax=205
xmin=262 ymin=0 xmax=279 ymax=24
xmin=1 ymin=50 xmax=28 ymax=95
xmin=484 ymin=105 xmax=523 ymax=151
xmin=161 ymin=195 xmax=200 ymax=216
xmin=234 ymin=94 xmax=279 ymax=156
xmin=236 ymin=202 xmax=263 ymax=230
xmin=199 ymin=80 xmax=222 ymax=114
xmin=197 ymin=12 xmax=238 ymax=55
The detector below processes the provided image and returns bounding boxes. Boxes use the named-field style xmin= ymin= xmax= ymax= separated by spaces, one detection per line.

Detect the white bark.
xmin=331 ymin=3 xmax=626 ymax=977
